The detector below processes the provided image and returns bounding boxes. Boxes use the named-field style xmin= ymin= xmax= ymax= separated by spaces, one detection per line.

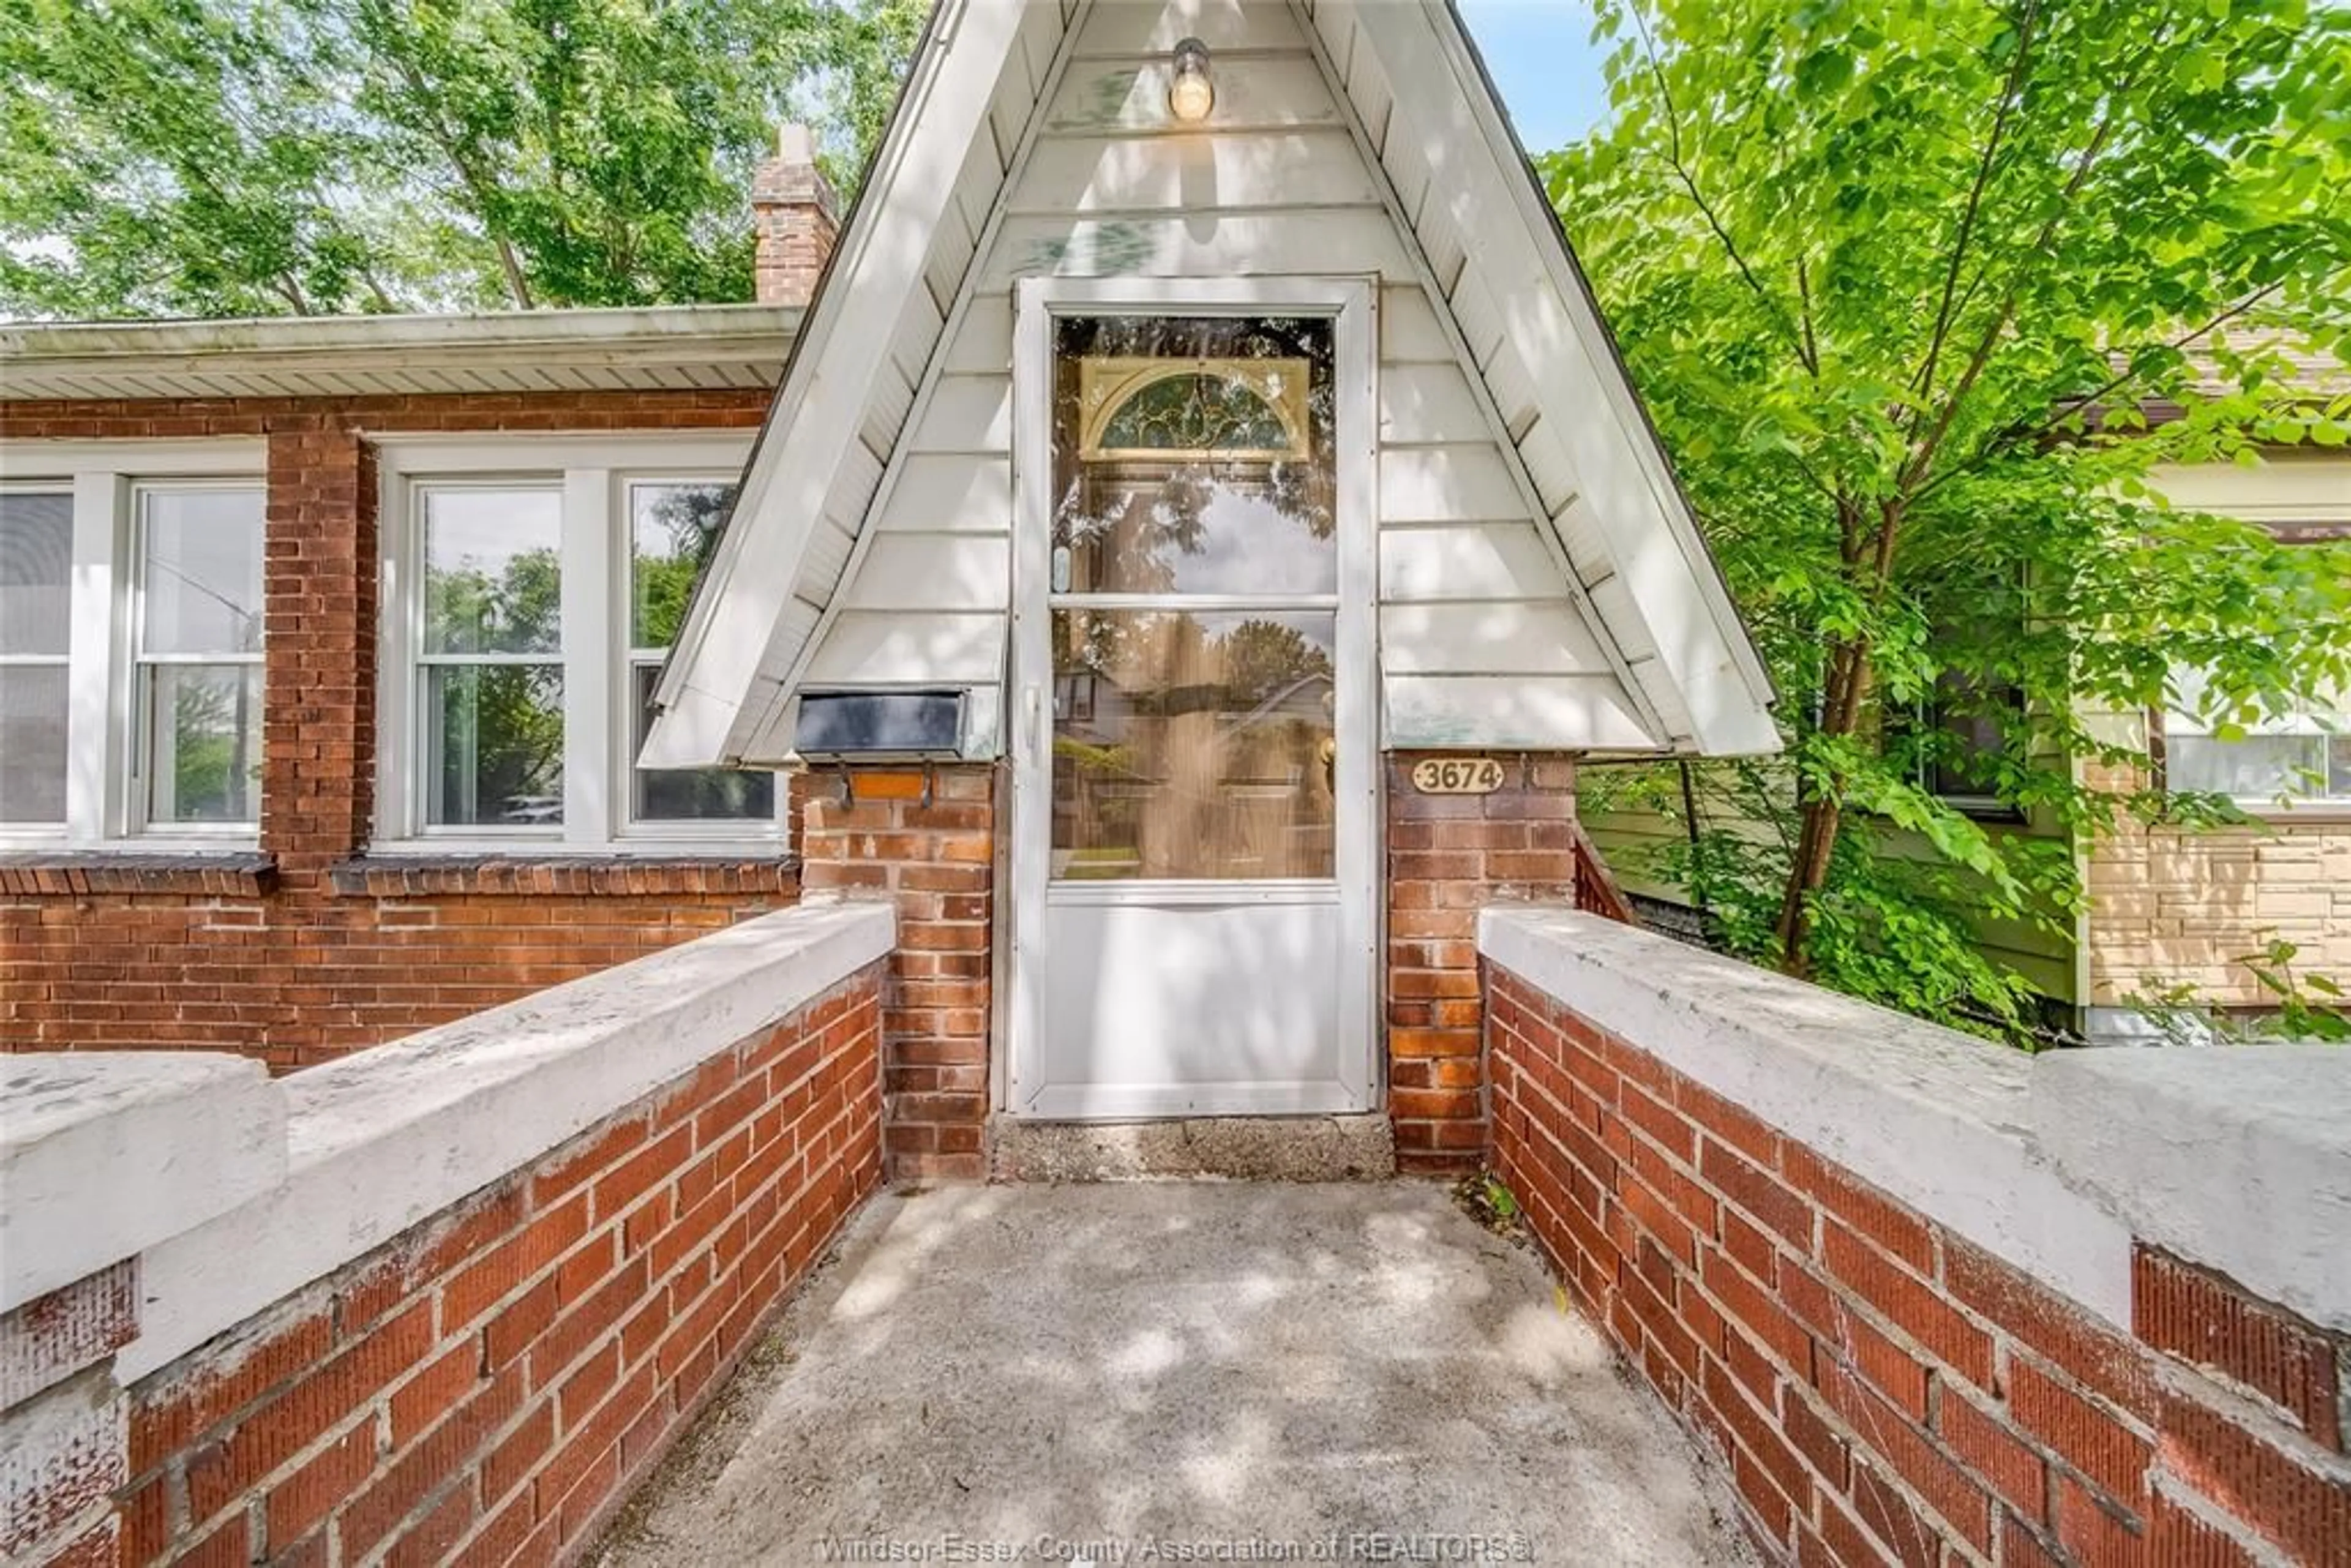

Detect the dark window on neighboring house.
xmin=1908 ymin=672 xmax=2028 ymax=820
xmin=1893 ymin=570 xmax=2031 ymax=822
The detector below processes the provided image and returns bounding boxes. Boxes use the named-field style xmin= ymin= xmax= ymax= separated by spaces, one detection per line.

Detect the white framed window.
xmin=2164 ymin=673 xmax=2350 ymax=812
xmin=375 ymin=436 xmax=779 ymax=851
xmin=2161 ymin=523 xmax=2350 ymax=815
xmin=132 ymin=484 xmax=266 ymax=831
xmin=0 ymin=487 xmax=73 ymax=830
xmin=413 ymin=481 xmax=568 ymax=831
xmin=0 ymin=441 xmax=268 ymax=849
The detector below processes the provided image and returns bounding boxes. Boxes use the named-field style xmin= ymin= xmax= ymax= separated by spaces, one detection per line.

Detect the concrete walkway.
xmin=598 ymin=1184 xmax=1754 ymax=1567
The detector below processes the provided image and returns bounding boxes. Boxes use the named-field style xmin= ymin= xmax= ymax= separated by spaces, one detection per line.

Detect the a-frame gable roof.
xmin=645 ymin=0 xmax=1777 ymax=770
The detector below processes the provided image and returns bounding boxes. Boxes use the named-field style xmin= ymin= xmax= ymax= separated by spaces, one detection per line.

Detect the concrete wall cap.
xmin=1 ymin=1056 xmax=286 ymax=1313
xmin=1478 ymin=907 xmax=2135 ymax=1326
xmin=120 ymin=900 xmax=892 ymax=1381
xmin=2031 ymin=1045 xmax=2350 ymax=1332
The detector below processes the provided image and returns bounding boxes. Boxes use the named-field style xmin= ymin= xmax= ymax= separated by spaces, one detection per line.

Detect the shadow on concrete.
xmin=594 ymin=1183 xmax=1754 ymax=1566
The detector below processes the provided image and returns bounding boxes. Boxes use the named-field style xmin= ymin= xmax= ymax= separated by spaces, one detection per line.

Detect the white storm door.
xmin=1007 ymin=280 xmax=1377 ymax=1120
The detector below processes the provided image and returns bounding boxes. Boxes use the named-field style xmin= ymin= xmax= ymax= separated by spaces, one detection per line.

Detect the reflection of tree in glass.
xmin=1052 ymin=316 xmax=1336 ymax=595
xmin=1061 ymin=613 xmax=1332 ymax=718
xmin=632 ymin=484 xmax=733 ymax=647
xmin=443 ymin=666 xmax=563 ymax=820
xmin=1219 ymin=618 xmax=1332 ymax=707
xmin=1052 ymin=608 xmax=1338 ymax=878
xmin=425 ymin=546 xmax=564 ymax=820
xmin=168 ymin=675 xmax=254 ymax=820
xmin=427 ymin=547 xmax=561 ymax=655
xmin=1059 ymin=459 xmax=1334 ymax=595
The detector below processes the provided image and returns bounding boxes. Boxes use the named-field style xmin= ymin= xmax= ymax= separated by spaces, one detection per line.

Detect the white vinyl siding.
xmin=814 ymin=0 xmax=1642 ymax=757
xmin=652 ymin=0 xmax=1779 ymax=769
xmin=703 ymin=0 xmax=1066 ymax=765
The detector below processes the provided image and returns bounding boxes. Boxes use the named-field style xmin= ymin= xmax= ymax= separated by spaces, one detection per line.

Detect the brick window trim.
xmin=0 ymin=852 xmax=278 ymax=898
xmin=326 ymin=853 xmax=800 ymax=899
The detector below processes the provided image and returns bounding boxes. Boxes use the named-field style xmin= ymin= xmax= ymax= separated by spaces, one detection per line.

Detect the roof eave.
xmin=0 ymin=304 xmax=802 ymax=401
xmin=645 ymin=0 xmax=988 ymax=765
xmin=1431 ymin=0 xmax=1781 ymax=729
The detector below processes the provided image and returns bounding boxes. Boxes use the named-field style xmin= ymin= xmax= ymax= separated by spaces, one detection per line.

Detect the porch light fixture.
xmin=1168 ymin=37 xmax=1215 ymax=123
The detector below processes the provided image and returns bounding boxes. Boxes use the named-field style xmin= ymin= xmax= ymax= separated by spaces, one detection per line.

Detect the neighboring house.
xmin=1585 ymin=443 xmax=2351 ymax=1045
xmin=2080 ymin=451 xmax=2350 ymax=1041
xmin=2 ymin=0 xmax=1782 ymax=1179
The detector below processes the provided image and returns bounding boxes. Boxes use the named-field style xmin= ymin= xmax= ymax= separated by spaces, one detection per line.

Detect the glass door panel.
xmin=1051 ymin=608 xmax=1336 ymax=880
xmin=1047 ymin=313 xmax=1340 ymax=890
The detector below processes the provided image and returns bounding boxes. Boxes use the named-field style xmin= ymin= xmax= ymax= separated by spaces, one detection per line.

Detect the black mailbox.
xmin=797 ymin=689 xmax=967 ymax=763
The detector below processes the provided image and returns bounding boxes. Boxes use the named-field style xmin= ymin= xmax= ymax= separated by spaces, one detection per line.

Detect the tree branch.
xmin=380 ymin=42 xmax=536 ymax=309
xmin=1910 ymin=0 xmax=2041 ymax=411
xmin=2038 ymin=279 xmax=2295 ymax=436
xmin=1899 ymin=83 xmax=2130 ymax=494
xmin=1798 ymin=256 xmax=1823 ymax=379
xmin=1910 ymin=275 xmax=2308 ymax=508
xmin=1630 ymin=2 xmax=1816 ymax=375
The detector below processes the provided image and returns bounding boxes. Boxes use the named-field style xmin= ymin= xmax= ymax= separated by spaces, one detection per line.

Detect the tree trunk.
xmin=1774 ymin=632 xmax=1875 ymax=975
xmin=1776 ymin=795 xmax=1842 ymax=978
xmin=1777 ymin=490 xmax=1907 ymax=977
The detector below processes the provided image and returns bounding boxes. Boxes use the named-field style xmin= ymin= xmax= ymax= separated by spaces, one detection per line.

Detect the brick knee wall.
xmin=0 ymin=1264 xmax=140 ymax=1567
xmin=793 ymin=767 xmax=997 ymax=1182
xmin=1 ymin=869 xmax=798 ymax=1069
xmin=1385 ymin=753 xmax=1577 ymax=1176
xmin=1486 ymin=965 xmax=2351 ymax=1567
xmin=103 ymin=961 xmax=883 ymax=1568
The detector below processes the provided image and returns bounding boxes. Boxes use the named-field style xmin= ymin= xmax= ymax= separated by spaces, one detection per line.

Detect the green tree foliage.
xmin=0 ymin=0 xmax=924 ymax=317
xmin=1551 ymin=0 xmax=2351 ymax=1037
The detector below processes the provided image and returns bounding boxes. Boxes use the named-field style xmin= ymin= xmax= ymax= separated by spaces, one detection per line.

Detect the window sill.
xmin=2214 ymin=804 xmax=2351 ymax=825
xmin=0 ymin=851 xmax=277 ymax=897
xmin=328 ymin=853 xmax=800 ymax=898
xmin=1938 ymin=799 xmax=2029 ymax=825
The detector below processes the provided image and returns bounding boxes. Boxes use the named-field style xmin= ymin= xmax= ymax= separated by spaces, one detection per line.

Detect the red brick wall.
xmin=2 ymin=865 xmax=797 ymax=1068
xmin=1 ymin=1262 xmax=140 ymax=1567
xmin=1487 ymin=964 xmax=2351 ymax=1567
xmin=793 ymin=767 xmax=997 ymax=1182
xmin=1385 ymin=752 xmax=1578 ymax=1176
xmin=749 ymin=129 xmax=839 ymax=309
xmin=1 ymin=391 xmax=789 ymax=1069
xmin=111 ymin=960 xmax=883 ymax=1568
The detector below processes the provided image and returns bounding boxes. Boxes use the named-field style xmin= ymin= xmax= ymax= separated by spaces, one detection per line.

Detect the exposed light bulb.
xmin=1169 ymin=37 xmax=1214 ymax=124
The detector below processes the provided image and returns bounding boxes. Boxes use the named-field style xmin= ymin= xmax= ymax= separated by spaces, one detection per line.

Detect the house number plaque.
xmin=1410 ymin=757 xmax=1507 ymax=795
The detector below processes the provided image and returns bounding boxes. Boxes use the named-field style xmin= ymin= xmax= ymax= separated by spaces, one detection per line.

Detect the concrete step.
xmin=986 ymin=1112 xmax=1396 ymax=1181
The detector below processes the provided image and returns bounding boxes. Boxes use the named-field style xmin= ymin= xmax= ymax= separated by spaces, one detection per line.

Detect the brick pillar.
xmin=793 ymin=765 xmax=996 ymax=1180
xmin=260 ymin=426 xmax=376 ymax=874
xmin=750 ymin=125 xmax=839 ymax=308
xmin=1385 ymin=751 xmax=1578 ymax=1176
xmin=0 ymin=1263 xmax=138 ymax=1567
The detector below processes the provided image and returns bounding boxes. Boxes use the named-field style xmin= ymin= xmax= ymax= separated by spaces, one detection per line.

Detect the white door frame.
xmin=1003 ymin=275 xmax=1380 ymax=1119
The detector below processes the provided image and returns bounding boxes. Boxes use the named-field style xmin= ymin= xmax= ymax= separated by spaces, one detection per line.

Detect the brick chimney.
xmin=751 ymin=124 xmax=840 ymax=308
